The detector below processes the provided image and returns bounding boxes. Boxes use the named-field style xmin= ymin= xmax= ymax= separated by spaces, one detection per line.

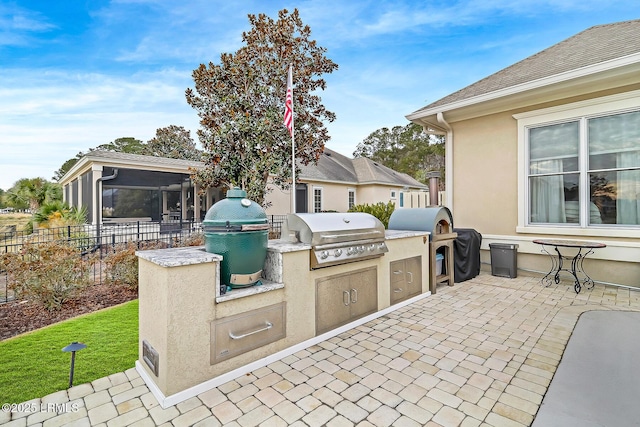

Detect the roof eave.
xmin=407 ymin=52 xmax=640 ymax=123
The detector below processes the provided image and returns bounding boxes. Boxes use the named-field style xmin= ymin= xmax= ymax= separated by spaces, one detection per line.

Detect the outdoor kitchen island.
xmin=135 ymin=229 xmax=430 ymax=408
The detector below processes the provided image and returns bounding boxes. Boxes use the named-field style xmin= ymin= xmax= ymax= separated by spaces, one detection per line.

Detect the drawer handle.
xmin=229 ymin=321 xmax=273 ymax=340
xmin=351 ymin=288 xmax=358 ymax=303
xmin=343 ymin=291 xmax=350 ymax=306
xmin=393 ymin=270 xmax=403 ymax=275
xmin=393 ymin=287 xmax=403 ymax=293
xmin=407 ymin=272 xmax=413 ymax=284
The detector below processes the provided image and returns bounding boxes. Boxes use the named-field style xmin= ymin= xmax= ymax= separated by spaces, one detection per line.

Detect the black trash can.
xmin=453 ymin=228 xmax=482 ymax=282
xmin=489 ymin=243 xmax=518 ymax=278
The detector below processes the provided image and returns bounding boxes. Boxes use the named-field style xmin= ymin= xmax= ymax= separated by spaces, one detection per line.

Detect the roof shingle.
xmin=412 ymin=19 xmax=640 ymax=114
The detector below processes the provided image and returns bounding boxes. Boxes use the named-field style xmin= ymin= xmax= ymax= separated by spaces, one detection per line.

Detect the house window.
xmin=313 ymin=187 xmax=323 ymax=213
xmin=390 ymin=190 xmax=396 ymax=199
xmin=519 ymin=92 xmax=640 ymax=233
xmin=588 ymin=111 xmax=640 ymax=225
xmin=348 ymin=189 xmax=355 ymax=210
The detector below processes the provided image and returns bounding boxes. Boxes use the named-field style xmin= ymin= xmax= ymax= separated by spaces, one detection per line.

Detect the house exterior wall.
xmin=449 ymin=96 xmax=640 ymax=288
xmin=265 ymin=181 xmax=411 ymax=214
xmin=357 ymin=185 xmax=399 ymax=207
xmin=451 ymin=111 xmax=518 ymax=235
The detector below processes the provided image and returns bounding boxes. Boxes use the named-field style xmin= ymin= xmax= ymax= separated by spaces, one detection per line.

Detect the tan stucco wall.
xmin=451 ymin=112 xmax=518 ymax=235
xmin=357 ymin=185 xmax=400 ymax=207
xmin=137 ymin=233 xmax=431 ymax=398
xmin=448 ymin=99 xmax=640 ymax=287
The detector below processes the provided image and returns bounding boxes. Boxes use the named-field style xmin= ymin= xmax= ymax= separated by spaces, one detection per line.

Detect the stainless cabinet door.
xmin=405 ymin=256 xmax=422 ymax=298
xmin=349 ymin=267 xmax=378 ymax=319
xmin=316 ymin=273 xmax=352 ymax=335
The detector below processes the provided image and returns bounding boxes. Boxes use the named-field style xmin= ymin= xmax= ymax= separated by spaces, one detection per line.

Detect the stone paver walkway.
xmin=2 ymin=270 xmax=639 ymax=427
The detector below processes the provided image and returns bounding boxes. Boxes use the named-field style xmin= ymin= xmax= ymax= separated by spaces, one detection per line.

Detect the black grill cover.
xmin=453 ymin=228 xmax=482 ymax=282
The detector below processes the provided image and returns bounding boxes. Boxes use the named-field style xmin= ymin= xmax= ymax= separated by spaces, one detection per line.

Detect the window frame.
xmin=313 ymin=186 xmax=323 ymax=213
xmin=515 ymin=89 xmax=640 ymax=238
xmin=348 ymin=188 xmax=356 ymax=210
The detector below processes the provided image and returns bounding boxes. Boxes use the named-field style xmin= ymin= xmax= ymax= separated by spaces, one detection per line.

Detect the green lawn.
xmin=0 ymin=300 xmax=138 ymax=404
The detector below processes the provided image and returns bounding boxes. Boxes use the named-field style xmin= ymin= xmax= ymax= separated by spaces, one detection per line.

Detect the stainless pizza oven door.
xmin=282 ymin=212 xmax=388 ymax=269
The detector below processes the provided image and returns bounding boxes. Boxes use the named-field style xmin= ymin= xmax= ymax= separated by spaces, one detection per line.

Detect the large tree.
xmin=185 ymin=8 xmax=338 ymax=205
xmin=53 ymin=152 xmax=84 ymax=181
xmin=353 ymin=123 xmax=445 ymax=185
xmin=5 ymin=178 xmax=61 ymax=212
xmin=144 ymin=125 xmax=201 ymax=161
xmin=95 ymin=137 xmax=145 ymax=154
xmin=54 ymin=137 xmax=146 ymax=182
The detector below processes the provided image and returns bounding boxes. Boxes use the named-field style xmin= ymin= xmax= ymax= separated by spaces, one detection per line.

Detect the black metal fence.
xmin=0 ymin=215 xmax=287 ymax=304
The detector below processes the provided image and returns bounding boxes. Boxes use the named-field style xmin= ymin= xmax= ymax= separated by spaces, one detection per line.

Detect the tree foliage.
xmin=353 ymin=123 xmax=445 ymax=185
xmin=143 ymin=125 xmax=201 ymax=161
xmin=53 ymin=152 xmax=84 ymax=181
xmin=185 ymin=8 xmax=338 ymax=205
xmin=95 ymin=137 xmax=145 ymax=154
xmin=54 ymin=130 xmax=200 ymax=182
xmin=5 ymin=178 xmax=61 ymax=211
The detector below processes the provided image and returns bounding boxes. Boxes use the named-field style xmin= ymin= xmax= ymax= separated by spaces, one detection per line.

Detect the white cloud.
xmin=0 ymin=68 xmax=201 ymax=189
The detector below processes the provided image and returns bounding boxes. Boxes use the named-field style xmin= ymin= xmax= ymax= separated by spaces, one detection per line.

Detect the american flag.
xmin=284 ymin=65 xmax=293 ymax=137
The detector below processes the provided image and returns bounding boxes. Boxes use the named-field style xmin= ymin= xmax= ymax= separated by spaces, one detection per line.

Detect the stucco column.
xmin=193 ymin=183 xmax=201 ymax=222
xmin=91 ymin=165 xmax=103 ymax=226
xmin=162 ymin=191 xmax=168 ymax=220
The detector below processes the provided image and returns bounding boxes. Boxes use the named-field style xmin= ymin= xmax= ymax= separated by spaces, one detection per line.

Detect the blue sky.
xmin=1 ymin=1 xmax=640 ymax=190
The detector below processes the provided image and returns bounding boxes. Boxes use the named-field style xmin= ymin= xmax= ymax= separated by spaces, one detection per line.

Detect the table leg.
xmin=575 ymin=248 xmax=596 ymax=292
xmin=569 ymin=249 xmax=582 ymax=293
xmin=539 ymin=245 xmax=559 ymax=287
xmin=553 ymin=247 xmax=563 ymax=285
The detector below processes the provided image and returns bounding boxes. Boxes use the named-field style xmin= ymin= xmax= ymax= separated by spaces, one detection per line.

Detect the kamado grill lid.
xmin=203 ymin=187 xmax=268 ymax=232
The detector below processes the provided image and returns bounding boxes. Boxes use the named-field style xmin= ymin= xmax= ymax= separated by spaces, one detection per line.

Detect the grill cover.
xmin=388 ymin=207 xmax=455 ymax=241
xmin=453 ymin=228 xmax=482 ymax=282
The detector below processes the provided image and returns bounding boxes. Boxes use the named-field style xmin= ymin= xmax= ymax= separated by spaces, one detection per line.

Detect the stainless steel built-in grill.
xmin=282 ymin=212 xmax=389 ymax=269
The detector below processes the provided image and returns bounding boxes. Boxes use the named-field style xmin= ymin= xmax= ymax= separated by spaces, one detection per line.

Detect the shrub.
xmin=103 ymin=240 xmax=179 ymax=289
xmin=348 ymin=201 xmax=396 ymax=228
xmin=0 ymin=241 xmax=95 ymax=311
xmin=180 ymin=232 xmax=204 ymax=247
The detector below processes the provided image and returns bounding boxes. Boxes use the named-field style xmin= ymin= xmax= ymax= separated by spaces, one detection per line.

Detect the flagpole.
xmin=291 ymin=119 xmax=296 ymax=214
xmin=284 ymin=64 xmax=296 ymax=214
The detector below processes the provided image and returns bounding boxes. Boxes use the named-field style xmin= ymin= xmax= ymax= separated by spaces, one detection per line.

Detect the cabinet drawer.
xmin=390 ymin=256 xmax=422 ymax=305
xmin=211 ymin=302 xmax=286 ymax=364
xmin=390 ymin=260 xmax=406 ymax=284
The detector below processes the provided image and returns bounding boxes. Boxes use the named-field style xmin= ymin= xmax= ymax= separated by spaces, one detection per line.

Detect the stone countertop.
xmin=385 ymin=230 xmax=430 ymax=240
xmin=267 ymin=239 xmax=311 ymax=253
xmin=136 ymin=246 xmax=222 ymax=267
xmin=138 ymin=230 xmax=430 ymax=267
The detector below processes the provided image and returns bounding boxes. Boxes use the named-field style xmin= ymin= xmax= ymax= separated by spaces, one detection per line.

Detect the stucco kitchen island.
xmin=136 ymin=230 xmax=431 ymax=408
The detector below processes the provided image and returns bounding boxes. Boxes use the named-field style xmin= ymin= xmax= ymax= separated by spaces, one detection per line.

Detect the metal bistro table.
xmin=533 ymin=239 xmax=606 ymax=293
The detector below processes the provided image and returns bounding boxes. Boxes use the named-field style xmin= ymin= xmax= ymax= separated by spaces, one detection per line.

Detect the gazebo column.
xmin=193 ymin=183 xmax=201 ymax=222
xmin=91 ymin=165 xmax=103 ymax=226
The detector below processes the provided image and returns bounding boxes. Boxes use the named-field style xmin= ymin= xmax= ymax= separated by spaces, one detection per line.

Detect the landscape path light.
xmin=62 ymin=341 xmax=86 ymax=388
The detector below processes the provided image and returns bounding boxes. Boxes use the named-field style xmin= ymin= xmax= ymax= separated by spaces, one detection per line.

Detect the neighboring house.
xmin=59 ymin=148 xmax=427 ymax=225
xmin=407 ymin=19 xmax=640 ymax=287
xmin=265 ymin=148 xmax=428 ymax=214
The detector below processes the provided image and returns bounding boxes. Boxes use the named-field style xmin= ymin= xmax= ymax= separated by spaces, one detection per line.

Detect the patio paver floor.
xmin=2 ymin=270 xmax=639 ymax=427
